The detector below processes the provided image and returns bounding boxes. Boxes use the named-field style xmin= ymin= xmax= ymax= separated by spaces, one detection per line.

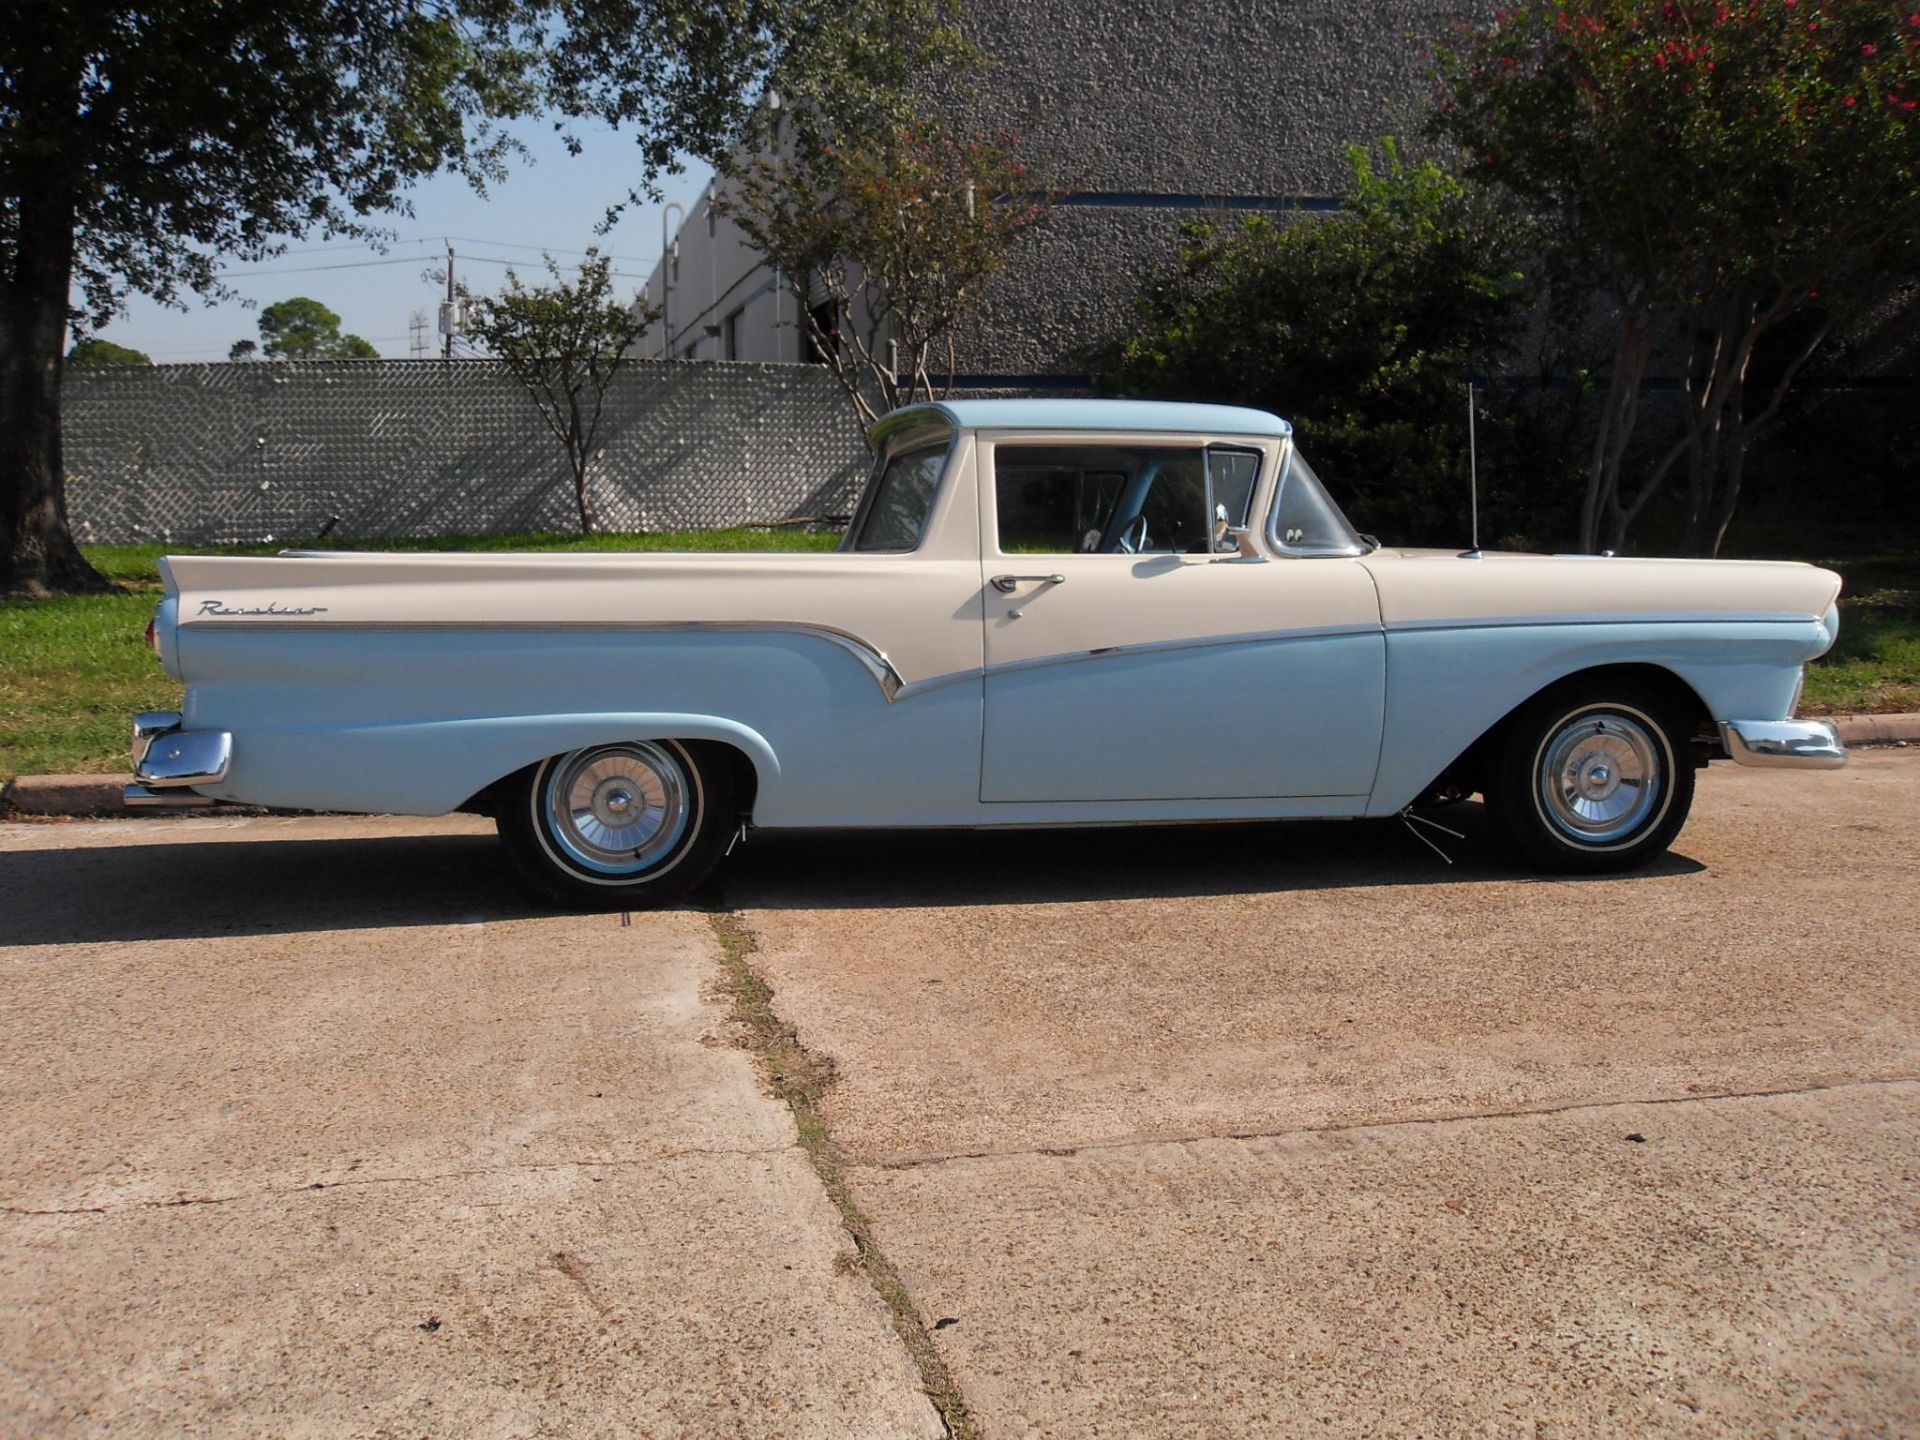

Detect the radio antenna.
xmin=1460 ymin=381 xmax=1483 ymax=560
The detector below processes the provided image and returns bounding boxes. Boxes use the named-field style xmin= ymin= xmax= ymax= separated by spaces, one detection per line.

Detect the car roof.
xmin=881 ymin=398 xmax=1293 ymax=438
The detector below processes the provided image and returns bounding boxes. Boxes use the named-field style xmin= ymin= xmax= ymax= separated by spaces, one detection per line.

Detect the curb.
xmin=1830 ymin=712 xmax=1920 ymax=746
xmin=0 ymin=774 xmax=267 ymax=820
xmin=5 ymin=711 xmax=1915 ymax=820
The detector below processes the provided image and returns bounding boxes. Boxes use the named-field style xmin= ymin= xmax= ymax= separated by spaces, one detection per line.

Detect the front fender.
xmin=198 ymin=712 xmax=780 ymax=816
xmin=1367 ymin=618 xmax=1831 ymax=816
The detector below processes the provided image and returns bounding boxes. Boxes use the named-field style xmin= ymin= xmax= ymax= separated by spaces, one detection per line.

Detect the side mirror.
xmin=1224 ymin=524 xmax=1260 ymax=559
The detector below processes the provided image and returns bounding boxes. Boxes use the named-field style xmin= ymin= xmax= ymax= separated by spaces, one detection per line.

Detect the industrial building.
xmin=636 ymin=0 xmax=1494 ymax=386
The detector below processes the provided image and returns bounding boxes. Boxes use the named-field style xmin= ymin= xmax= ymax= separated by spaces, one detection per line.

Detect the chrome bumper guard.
xmin=1719 ymin=719 xmax=1847 ymax=769
xmin=124 ymin=711 xmax=231 ymax=808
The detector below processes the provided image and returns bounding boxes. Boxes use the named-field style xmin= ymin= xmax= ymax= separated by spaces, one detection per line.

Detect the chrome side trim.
xmin=1719 ymin=719 xmax=1847 ymax=769
xmin=923 ymin=622 xmax=1386 ymax=701
xmin=987 ymin=622 xmax=1383 ymax=683
xmin=1384 ymin=610 xmax=1819 ymax=634
xmin=180 ymin=619 xmax=906 ymax=701
xmin=123 ymin=783 xmax=220 ymax=809
xmin=133 ymin=729 xmax=233 ymax=787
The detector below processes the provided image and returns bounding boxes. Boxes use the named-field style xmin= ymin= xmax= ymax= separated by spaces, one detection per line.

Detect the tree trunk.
xmin=1701 ymin=411 xmax=1750 ymax=560
xmin=1 ymin=186 xmax=110 ymax=596
xmin=571 ymin=456 xmax=597 ymax=534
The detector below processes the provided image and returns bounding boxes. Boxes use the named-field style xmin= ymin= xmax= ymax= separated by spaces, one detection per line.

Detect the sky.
xmin=83 ymin=119 xmax=713 ymax=363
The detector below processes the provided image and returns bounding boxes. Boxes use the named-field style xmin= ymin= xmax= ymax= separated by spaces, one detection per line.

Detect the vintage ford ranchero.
xmin=127 ymin=399 xmax=1846 ymax=903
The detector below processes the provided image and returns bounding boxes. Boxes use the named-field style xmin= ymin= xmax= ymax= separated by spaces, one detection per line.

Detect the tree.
xmin=253 ymin=297 xmax=379 ymax=360
xmin=1087 ymin=142 xmax=1572 ymax=546
xmin=461 ymin=251 xmax=651 ymax=533
xmin=2 ymin=0 xmax=949 ymax=596
xmin=67 ymin=339 xmax=151 ymax=366
xmin=1435 ymin=0 xmax=1920 ymax=555
xmin=721 ymin=118 xmax=1056 ymax=435
xmin=228 ymin=341 xmax=259 ymax=363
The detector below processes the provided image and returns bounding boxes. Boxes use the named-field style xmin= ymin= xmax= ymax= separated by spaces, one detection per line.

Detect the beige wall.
xmin=637 ymin=186 xmax=797 ymax=365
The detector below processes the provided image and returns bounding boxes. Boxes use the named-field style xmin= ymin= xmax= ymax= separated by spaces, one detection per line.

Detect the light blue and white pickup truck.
xmin=129 ymin=400 xmax=1845 ymax=904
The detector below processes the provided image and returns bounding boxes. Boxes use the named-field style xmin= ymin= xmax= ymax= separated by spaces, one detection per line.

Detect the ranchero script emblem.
xmin=197 ymin=600 xmax=330 ymax=617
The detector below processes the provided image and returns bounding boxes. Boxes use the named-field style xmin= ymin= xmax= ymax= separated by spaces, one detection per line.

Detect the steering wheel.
xmin=1113 ymin=513 xmax=1149 ymax=554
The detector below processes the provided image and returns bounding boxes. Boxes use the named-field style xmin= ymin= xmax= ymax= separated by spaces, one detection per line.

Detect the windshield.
xmin=1269 ymin=444 xmax=1366 ymax=555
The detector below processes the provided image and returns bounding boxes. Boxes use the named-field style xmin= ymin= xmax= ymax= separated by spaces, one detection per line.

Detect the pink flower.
xmin=1864 ymin=43 xmax=1878 ymax=56
xmin=1843 ymin=94 xmax=1857 ymax=106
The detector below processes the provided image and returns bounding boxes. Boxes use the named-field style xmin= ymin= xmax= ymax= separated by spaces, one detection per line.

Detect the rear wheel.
xmin=1483 ymin=679 xmax=1695 ymax=873
xmin=497 ymin=740 xmax=735 ymax=907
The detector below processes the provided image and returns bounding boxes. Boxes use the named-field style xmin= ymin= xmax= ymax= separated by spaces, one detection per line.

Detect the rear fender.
xmin=197 ymin=712 xmax=779 ymax=817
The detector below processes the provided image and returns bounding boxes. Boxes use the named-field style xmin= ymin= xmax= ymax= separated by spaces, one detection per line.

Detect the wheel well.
xmin=1437 ymin=664 xmax=1715 ymax=799
xmin=456 ymin=738 xmax=763 ymax=823
xmin=684 ymin=739 xmax=760 ymax=824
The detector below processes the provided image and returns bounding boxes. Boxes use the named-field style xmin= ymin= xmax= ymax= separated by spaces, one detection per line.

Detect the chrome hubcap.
xmin=1537 ymin=709 xmax=1664 ymax=845
xmin=543 ymin=743 xmax=693 ymax=875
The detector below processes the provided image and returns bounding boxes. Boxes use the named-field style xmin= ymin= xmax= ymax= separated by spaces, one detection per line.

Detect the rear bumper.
xmin=1719 ymin=718 xmax=1847 ymax=769
xmin=125 ymin=711 xmax=232 ymax=808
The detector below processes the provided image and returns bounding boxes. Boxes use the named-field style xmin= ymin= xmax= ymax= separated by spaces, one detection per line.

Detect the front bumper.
xmin=1719 ymin=719 xmax=1847 ymax=769
xmin=124 ymin=711 xmax=232 ymax=808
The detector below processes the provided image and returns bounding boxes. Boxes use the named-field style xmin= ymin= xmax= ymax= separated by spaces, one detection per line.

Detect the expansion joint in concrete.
xmin=870 ymin=1074 xmax=1920 ymax=1173
xmin=0 ymin=1147 xmax=794 ymax=1221
xmin=705 ymin=909 xmax=978 ymax=1440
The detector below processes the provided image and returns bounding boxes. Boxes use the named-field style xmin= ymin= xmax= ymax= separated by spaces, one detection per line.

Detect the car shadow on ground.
xmin=0 ymin=831 xmax=542 ymax=947
xmin=714 ymin=804 xmax=1706 ymax=911
xmin=0 ymin=806 xmax=1706 ymax=946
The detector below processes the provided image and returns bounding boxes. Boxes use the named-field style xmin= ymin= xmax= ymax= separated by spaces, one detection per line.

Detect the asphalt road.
xmin=3 ymin=751 xmax=1917 ymax=1436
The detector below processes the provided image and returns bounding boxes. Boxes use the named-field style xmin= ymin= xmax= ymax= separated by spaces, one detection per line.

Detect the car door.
xmin=978 ymin=433 xmax=1385 ymax=802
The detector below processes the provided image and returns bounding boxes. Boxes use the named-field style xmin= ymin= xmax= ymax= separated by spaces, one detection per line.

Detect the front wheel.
xmin=1482 ymin=681 xmax=1696 ymax=874
xmin=497 ymin=740 xmax=735 ymax=907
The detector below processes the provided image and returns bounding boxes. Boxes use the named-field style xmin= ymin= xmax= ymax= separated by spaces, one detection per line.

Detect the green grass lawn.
xmin=2 ymin=529 xmax=838 ymax=782
xmin=2 ymin=535 xmax=1913 ymax=783
xmin=1797 ymin=554 xmax=1920 ymax=716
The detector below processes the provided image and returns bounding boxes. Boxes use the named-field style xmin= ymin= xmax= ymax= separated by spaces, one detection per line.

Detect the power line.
xmin=214 ymin=255 xmax=428 ymax=278
xmin=217 ymin=251 xmax=654 ymax=281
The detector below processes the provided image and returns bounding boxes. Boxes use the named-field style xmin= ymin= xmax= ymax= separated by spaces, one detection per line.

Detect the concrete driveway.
xmin=3 ymin=753 xmax=1917 ymax=1436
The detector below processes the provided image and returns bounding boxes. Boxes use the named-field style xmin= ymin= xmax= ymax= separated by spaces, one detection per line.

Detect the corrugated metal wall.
xmin=62 ymin=359 xmax=871 ymax=543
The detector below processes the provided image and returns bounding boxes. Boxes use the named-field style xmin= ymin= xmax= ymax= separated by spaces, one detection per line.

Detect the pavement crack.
xmin=0 ymin=1146 xmax=796 ymax=1221
xmin=869 ymin=1074 xmax=1920 ymax=1172
xmin=0 ymin=1204 xmax=110 ymax=1217
xmin=706 ymin=909 xmax=977 ymax=1440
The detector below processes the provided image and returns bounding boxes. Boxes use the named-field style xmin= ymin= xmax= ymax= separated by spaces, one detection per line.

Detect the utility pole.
xmin=442 ymin=242 xmax=456 ymax=361
xmin=408 ymin=309 xmax=428 ymax=359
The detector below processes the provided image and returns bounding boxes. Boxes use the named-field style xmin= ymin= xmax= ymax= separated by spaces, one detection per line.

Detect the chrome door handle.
xmin=990 ymin=573 xmax=1066 ymax=594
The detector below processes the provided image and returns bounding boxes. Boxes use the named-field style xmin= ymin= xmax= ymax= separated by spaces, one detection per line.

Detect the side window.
xmin=851 ymin=443 xmax=949 ymax=552
xmin=995 ymin=444 xmax=1217 ymax=554
xmin=1270 ymin=446 xmax=1365 ymax=555
xmin=1206 ymin=449 xmax=1260 ymax=533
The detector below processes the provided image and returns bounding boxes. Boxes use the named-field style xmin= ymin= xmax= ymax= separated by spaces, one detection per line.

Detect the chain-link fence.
xmin=62 ymin=359 xmax=871 ymax=543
